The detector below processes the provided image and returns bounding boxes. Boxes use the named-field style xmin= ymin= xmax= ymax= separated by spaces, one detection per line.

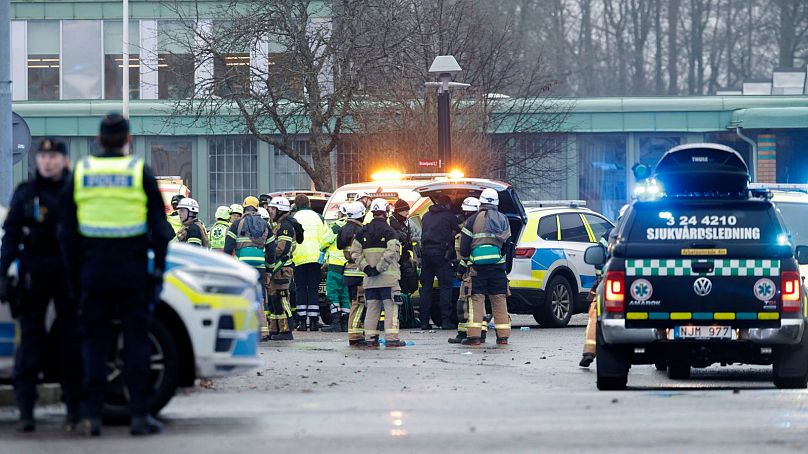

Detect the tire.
xmin=536 ymin=276 xmax=574 ymax=328
xmin=667 ymin=362 xmax=691 ymax=380
xmin=773 ymin=325 xmax=808 ymax=389
xmin=654 ymin=361 xmax=667 ymax=371
xmin=595 ymin=323 xmax=629 ymax=390
xmin=103 ymin=317 xmax=180 ymax=419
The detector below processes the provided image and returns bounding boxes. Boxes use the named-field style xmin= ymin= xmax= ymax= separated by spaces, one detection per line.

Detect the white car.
xmin=0 ymin=206 xmax=261 ymax=417
xmin=508 ymin=202 xmax=614 ymax=327
xmin=750 ymin=184 xmax=808 ymax=278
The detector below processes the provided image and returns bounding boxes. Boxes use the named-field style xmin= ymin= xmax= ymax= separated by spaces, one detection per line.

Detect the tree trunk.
xmin=580 ymin=0 xmax=595 ymax=94
xmin=667 ymin=0 xmax=680 ymax=94
xmin=777 ymin=0 xmax=797 ymax=68
xmin=654 ymin=0 xmax=665 ymax=94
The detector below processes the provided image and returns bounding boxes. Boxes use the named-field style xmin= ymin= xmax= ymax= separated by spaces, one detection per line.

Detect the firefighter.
xmin=265 ymin=196 xmax=298 ymax=340
xmin=291 ymin=194 xmax=327 ymax=331
xmin=321 ymin=203 xmax=350 ymax=332
xmin=175 ymin=198 xmax=209 ymax=247
xmin=208 ymin=206 xmax=232 ymax=252
xmin=224 ymin=196 xmax=274 ymax=340
xmin=449 ymin=197 xmax=487 ymax=344
xmin=458 ymin=188 xmax=512 ymax=346
xmin=167 ymin=194 xmax=185 ymax=236
xmin=0 ymin=138 xmax=82 ymax=433
xmin=580 ymin=204 xmax=628 ymax=367
xmin=350 ymin=199 xmax=406 ymax=348
xmin=229 ymin=204 xmax=244 ymax=224
xmin=339 ymin=201 xmax=368 ymax=346
xmin=60 ymin=113 xmax=172 ymax=436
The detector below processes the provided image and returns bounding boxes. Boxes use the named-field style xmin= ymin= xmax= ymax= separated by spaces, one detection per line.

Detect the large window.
xmin=158 ymin=21 xmax=195 ymax=99
xmin=148 ymin=137 xmax=194 ymax=195
xmin=273 ymin=141 xmax=313 ymax=190
xmin=27 ymin=21 xmax=60 ymax=100
xmin=62 ymin=20 xmax=103 ymax=99
xmin=104 ymin=21 xmax=140 ymax=100
xmin=578 ymin=134 xmax=627 ymax=220
xmin=209 ymin=136 xmax=258 ymax=221
xmin=211 ymin=21 xmax=250 ymax=98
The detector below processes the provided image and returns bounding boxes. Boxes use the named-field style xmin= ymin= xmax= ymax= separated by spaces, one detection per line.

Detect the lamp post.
xmin=425 ymin=55 xmax=469 ymax=171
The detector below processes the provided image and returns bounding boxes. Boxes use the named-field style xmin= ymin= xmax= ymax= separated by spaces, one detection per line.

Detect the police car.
xmin=508 ymin=201 xmax=613 ymax=327
xmin=0 ymin=209 xmax=262 ymax=416
xmin=749 ymin=184 xmax=808 ymax=280
xmin=586 ymin=144 xmax=808 ymax=390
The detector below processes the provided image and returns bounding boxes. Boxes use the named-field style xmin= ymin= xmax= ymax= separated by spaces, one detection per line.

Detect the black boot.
xmin=17 ymin=415 xmax=35 ymax=433
xmin=309 ymin=316 xmax=320 ymax=331
xmin=480 ymin=330 xmax=487 ymax=343
xmin=321 ymin=313 xmax=342 ymax=332
xmin=130 ymin=415 xmax=164 ymax=436
xmin=448 ymin=332 xmax=466 ymax=344
xmin=271 ymin=331 xmax=294 ymax=340
xmin=79 ymin=418 xmax=102 ymax=437
xmin=579 ymin=352 xmax=595 ymax=367
xmin=296 ymin=316 xmax=308 ymax=332
xmin=340 ymin=313 xmax=349 ymax=332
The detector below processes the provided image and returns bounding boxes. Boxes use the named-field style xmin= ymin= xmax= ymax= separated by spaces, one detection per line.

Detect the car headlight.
xmin=175 ymin=269 xmax=251 ymax=295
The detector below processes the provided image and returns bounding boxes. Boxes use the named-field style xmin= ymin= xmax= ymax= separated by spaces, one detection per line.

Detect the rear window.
xmin=537 ymin=215 xmax=558 ymax=241
xmin=323 ymin=185 xmax=423 ymax=220
xmin=775 ymin=202 xmax=808 ymax=246
xmin=626 ymin=201 xmax=784 ymax=244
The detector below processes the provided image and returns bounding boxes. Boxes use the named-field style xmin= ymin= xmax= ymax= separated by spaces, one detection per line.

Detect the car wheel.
xmin=773 ymin=325 xmax=808 ymax=389
xmin=654 ymin=361 xmax=667 ymax=371
xmin=667 ymin=362 xmax=691 ymax=380
xmin=596 ymin=323 xmax=629 ymax=390
xmin=536 ymin=276 xmax=573 ymax=328
xmin=103 ymin=317 xmax=180 ymax=420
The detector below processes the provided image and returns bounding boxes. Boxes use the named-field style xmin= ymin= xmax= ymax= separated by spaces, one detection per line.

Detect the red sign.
xmin=418 ymin=159 xmax=442 ymax=168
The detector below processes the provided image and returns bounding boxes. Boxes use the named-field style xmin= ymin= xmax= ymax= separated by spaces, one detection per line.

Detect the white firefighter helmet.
xmin=479 ymin=188 xmax=499 ymax=206
xmin=345 ymin=201 xmax=366 ymax=219
xmin=214 ymin=205 xmax=230 ymax=220
xmin=369 ymin=198 xmax=389 ymax=213
xmin=257 ymin=207 xmax=270 ymax=220
xmin=229 ymin=204 xmax=244 ymax=215
xmin=177 ymin=197 xmax=200 ymax=213
xmin=353 ymin=191 xmax=370 ymax=202
xmin=268 ymin=196 xmax=291 ymax=212
xmin=461 ymin=197 xmax=481 ymax=212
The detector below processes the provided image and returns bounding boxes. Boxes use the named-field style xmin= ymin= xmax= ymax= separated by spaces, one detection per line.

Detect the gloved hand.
xmin=363 ymin=266 xmax=380 ymax=277
xmin=455 ymin=262 xmax=468 ymax=280
xmin=0 ymin=275 xmax=10 ymax=304
xmin=393 ymin=294 xmax=404 ymax=305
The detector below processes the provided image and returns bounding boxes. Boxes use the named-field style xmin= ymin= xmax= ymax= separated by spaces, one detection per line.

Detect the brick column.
xmin=757 ymin=134 xmax=776 ymax=183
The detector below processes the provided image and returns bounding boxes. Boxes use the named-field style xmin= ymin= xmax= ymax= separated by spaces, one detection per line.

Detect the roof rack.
xmin=522 ymin=200 xmax=587 ymax=208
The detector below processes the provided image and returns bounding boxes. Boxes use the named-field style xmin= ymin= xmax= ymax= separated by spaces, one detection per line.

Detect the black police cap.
xmin=100 ymin=112 xmax=130 ymax=137
xmin=35 ymin=137 xmax=68 ymax=155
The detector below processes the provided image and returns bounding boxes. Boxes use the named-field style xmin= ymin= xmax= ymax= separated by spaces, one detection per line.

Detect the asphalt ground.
xmin=2 ymin=314 xmax=808 ymax=453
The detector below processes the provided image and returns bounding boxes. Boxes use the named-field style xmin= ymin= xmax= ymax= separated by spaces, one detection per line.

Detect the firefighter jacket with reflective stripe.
xmin=460 ymin=207 xmax=511 ymax=265
xmin=224 ymin=213 xmax=273 ymax=269
xmin=338 ymin=219 xmax=366 ymax=278
xmin=321 ymin=218 xmax=348 ymax=267
xmin=350 ymin=217 xmax=401 ymax=289
xmin=208 ymin=220 xmax=230 ymax=250
xmin=73 ymin=156 xmax=148 ymax=238
xmin=270 ymin=213 xmax=296 ymax=273
xmin=292 ymin=208 xmax=326 ymax=266
xmin=177 ymin=218 xmax=209 ymax=248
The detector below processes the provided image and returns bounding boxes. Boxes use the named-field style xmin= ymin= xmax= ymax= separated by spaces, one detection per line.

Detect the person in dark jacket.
xmin=338 ymin=201 xmax=368 ymax=346
xmin=0 ymin=138 xmax=82 ymax=433
xmin=418 ymin=195 xmax=460 ymax=330
xmin=60 ymin=113 xmax=173 ymax=436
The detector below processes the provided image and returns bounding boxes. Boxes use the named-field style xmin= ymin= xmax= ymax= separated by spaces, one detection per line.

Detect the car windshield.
xmin=775 ymin=202 xmax=808 ymax=247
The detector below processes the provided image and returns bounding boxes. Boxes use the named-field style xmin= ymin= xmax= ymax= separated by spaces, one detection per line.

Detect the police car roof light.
xmin=522 ymin=200 xmax=587 ymax=208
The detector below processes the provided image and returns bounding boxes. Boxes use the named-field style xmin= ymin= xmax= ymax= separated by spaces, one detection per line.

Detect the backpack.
xmin=288 ymin=217 xmax=305 ymax=244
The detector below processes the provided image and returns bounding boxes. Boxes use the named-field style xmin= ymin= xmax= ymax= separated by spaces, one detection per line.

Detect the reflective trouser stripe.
xmin=583 ymin=300 xmax=597 ymax=355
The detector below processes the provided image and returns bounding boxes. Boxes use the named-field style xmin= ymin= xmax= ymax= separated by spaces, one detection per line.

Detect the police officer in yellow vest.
xmin=224 ymin=196 xmax=274 ymax=340
xmin=208 ymin=206 xmax=231 ymax=252
xmin=60 ymin=113 xmax=173 ymax=436
xmin=321 ymin=203 xmax=350 ymax=332
xmin=166 ymin=194 xmax=184 ymax=237
xmin=458 ymin=188 xmax=512 ymax=346
xmin=291 ymin=194 xmax=327 ymax=331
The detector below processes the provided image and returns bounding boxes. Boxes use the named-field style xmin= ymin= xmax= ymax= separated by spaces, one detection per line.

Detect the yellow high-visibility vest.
xmin=74 ymin=156 xmax=148 ymax=238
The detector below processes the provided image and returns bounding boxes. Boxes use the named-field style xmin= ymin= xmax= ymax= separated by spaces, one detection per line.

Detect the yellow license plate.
xmin=680 ymin=248 xmax=727 ymax=256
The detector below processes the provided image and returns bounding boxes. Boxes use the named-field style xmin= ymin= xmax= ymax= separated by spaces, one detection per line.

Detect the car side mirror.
xmin=584 ymin=244 xmax=607 ymax=267
xmin=796 ymin=245 xmax=808 ymax=265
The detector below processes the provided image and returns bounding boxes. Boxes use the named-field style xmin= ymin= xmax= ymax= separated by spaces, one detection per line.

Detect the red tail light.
xmin=514 ymin=247 xmax=535 ymax=258
xmin=604 ymin=271 xmax=625 ymax=312
xmin=781 ymin=271 xmax=801 ymax=312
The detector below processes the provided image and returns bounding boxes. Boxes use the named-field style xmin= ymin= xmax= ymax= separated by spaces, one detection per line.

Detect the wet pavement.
xmin=2 ymin=314 xmax=808 ymax=453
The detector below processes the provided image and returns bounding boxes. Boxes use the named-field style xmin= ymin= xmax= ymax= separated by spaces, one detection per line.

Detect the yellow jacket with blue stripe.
xmin=321 ymin=218 xmax=348 ymax=267
xmin=292 ymin=208 xmax=327 ymax=266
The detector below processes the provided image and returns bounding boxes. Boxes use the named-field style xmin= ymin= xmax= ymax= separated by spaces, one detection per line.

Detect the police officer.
xmin=419 ymin=195 xmax=460 ymax=330
xmin=265 ymin=197 xmax=298 ymax=340
xmin=0 ymin=138 xmax=82 ymax=433
xmin=339 ymin=202 xmax=368 ymax=346
xmin=208 ymin=206 xmax=232 ymax=252
xmin=458 ymin=188 xmax=512 ymax=346
xmin=224 ymin=196 xmax=274 ymax=340
xmin=258 ymin=193 xmax=271 ymax=210
xmin=292 ymin=194 xmax=327 ymax=331
xmin=175 ymin=198 xmax=209 ymax=247
xmin=351 ymin=199 xmax=406 ymax=348
xmin=449 ymin=197 xmax=487 ymax=344
xmin=60 ymin=113 xmax=172 ymax=436
xmin=167 ymin=194 xmax=185 ymax=236
xmin=321 ymin=203 xmax=350 ymax=332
